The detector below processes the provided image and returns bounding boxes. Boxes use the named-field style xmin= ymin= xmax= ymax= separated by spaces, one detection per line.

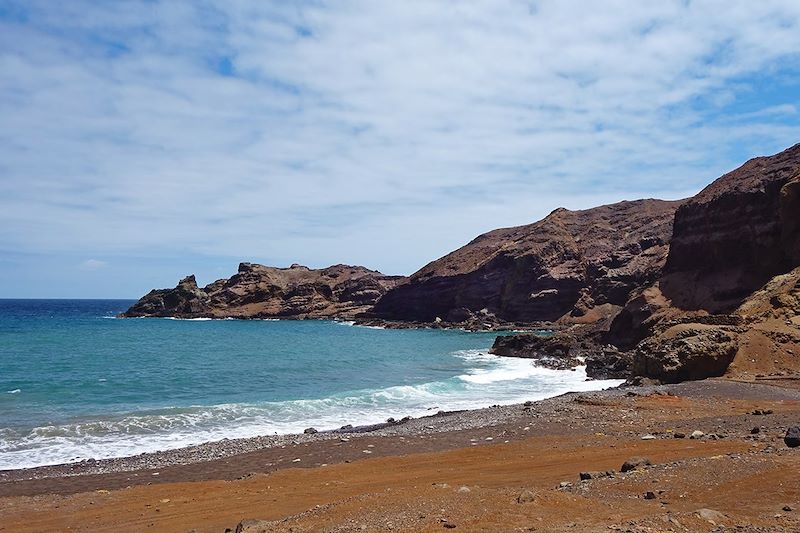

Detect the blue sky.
xmin=1 ymin=1 xmax=799 ymax=298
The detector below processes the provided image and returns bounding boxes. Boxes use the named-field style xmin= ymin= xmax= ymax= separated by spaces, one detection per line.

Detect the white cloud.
xmin=79 ymin=259 xmax=107 ymax=271
xmin=1 ymin=0 xmax=799 ymax=276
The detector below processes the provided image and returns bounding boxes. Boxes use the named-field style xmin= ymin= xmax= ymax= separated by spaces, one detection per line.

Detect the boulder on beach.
xmin=785 ymin=426 xmax=800 ymax=448
xmin=621 ymin=457 xmax=651 ymax=472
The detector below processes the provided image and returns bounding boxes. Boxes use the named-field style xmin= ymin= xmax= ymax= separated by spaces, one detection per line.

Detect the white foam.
xmin=6 ymin=389 xmax=21 ymax=394
xmin=0 ymin=349 xmax=623 ymax=470
xmin=334 ymin=320 xmax=386 ymax=330
xmin=459 ymin=359 xmax=541 ymax=384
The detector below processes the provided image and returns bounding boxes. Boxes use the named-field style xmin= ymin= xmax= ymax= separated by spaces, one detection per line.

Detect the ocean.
xmin=0 ymin=299 xmax=621 ymax=470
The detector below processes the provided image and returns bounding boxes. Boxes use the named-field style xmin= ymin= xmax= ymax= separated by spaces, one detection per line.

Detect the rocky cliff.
xmin=477 ymin=143 xmax=800 ymax=382
xmin=620 ymin=144 xmax=800 ymax=382
xmin=661 ymin=143 xmax=800 ymax=313
xmin=371 ymin=199 xmax=682 ymax=324
xmin=121 ymin=263 xmax=404 ymax=319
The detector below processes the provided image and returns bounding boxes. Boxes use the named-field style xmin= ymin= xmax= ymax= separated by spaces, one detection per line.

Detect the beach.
xmin=2 ymin=378 xmax=799 ymax=532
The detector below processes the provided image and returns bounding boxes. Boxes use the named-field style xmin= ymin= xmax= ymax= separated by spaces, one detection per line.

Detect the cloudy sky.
xmin=1 ymin=1 xmax=799 ymax=298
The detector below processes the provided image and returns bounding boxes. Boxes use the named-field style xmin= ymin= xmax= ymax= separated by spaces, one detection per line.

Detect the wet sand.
xmin=2 ymin=379 xmax=800 ymax=532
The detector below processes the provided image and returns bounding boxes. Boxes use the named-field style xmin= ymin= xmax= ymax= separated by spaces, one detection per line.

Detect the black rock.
xmin=784 ymin=426 xmax=800 ymax=448
xmin=303 ymin=427 xmax=318 ymax=434
xmin=580 ymin=470 xmax=614 ymax=481
xmin=621 ymin=457 xmax=652 ymax=472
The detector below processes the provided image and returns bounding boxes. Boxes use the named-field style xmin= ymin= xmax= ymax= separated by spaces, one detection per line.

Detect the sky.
xmin=1 ymin=1 xmax=799 ymax=298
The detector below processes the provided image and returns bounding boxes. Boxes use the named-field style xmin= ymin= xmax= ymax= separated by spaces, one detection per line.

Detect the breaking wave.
xmin=0 ymin=348 xmax=621 ymax=470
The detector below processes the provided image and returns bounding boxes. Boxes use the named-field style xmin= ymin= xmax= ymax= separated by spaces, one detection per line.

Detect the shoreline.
xmin=3 ymin=377 xmax=800 ymax=531
xmin=3 ymin=377 xmax=798 ymax=491
xmin=0 ymin=370 xmax=622 ymax=484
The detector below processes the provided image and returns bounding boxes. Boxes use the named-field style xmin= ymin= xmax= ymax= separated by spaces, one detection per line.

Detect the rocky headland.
xmin=121 ymin=263 xmax=404 ymax=319
xmin=123 ymin=143 xmax=800 ymax=384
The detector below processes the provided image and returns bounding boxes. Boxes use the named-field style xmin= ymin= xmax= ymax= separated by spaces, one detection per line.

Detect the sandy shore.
xmin=2 ymin=379 xmax=800 ymax=532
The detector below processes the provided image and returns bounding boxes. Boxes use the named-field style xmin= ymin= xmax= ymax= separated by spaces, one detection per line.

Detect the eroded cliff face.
xmin=619 ymin=144 xmax=800 ymax=383
xmin=121 ymin=263 xmax=404 ymax=319
xmin=478 ymin=143 xmax=800 ymax=383
xmin=661 ymin=143 xmax=800 ymax=313
xmin=372 ymin=199 xmax=682 ymax=324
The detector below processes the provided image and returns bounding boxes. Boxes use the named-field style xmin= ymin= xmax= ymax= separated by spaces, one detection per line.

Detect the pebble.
xmin=457 ymin=486 xmax=470 ymax=493
xmin=641 ymin=434 xmax=657 ymax=440
xmin=690 ymin=430 xmax=705 ymax=439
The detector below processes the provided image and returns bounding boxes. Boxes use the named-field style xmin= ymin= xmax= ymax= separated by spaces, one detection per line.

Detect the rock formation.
xmin=661 ymin=143 xmax=800 ymax=313
xmin=482 ymin=143 xmax=800 ymax=382
xmin=621 ymin=143 xmax=800 ymax=382
xmin=489 ymin=334 xmax=579 ymax=370
xmin=372 ymin=199 xmax=682 ymax=324
xmin=121 ymin=263 xmax=404 ymax=319
xmin=124 ymin=143 xmax=800 ymax=385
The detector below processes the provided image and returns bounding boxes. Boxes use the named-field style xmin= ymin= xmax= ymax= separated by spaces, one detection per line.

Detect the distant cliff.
xmin=371 ymin=198 xmax=682 ymax=325
xmin=120 ymin=263 xmax=404 ymax=319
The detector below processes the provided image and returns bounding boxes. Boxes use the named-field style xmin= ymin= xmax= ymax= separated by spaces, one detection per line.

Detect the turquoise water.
xmin=0 ymin=299 xmax=620 ymax=469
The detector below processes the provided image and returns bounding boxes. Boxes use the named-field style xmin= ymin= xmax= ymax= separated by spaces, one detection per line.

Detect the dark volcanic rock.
xmin=372 ymin=199 xmax=682 ymax=324
xmin=785 ymin=427 xmax=800 ymax=448
xmin=633 ymin=326 xmax=739 ymax=383
xmin=122 ymin=263 xmax=404 ymax=319
xmin=585 ymin=347 xmax=632 ymax=379
xmin=124 ymin=275 xmax=212 ymax=317
xmin=489 ymin=333 xmax=580 ymax=370
xmin=662 ymin=143 xmax=800 ymax=313
xmin=490 ymin=331 xmax=632 ymax=377
xmin=621 ymin=457 xmax=651 ymax=472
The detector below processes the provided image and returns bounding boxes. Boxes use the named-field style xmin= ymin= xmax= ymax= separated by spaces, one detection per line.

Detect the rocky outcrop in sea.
xmin=121 ymin=263 xmax=404 ymax=319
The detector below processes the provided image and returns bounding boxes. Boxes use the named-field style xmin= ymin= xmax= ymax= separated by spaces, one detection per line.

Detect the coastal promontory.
xmin=120 ymin=263 xmax=404 ymax=319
